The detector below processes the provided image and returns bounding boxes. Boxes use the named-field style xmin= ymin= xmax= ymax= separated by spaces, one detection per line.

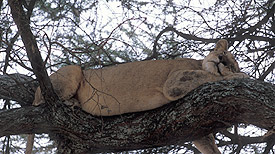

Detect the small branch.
xmin=3 ymin=32 xmax=19 ymax=73
xmin=263 ymin=141 xmax=274 ymax=154
xmin=227 ymin=3 xmax=275 ymax=44
xmin=220 ymin=130 xmax=270 ymax=145
xmin=146 ymin=27 xmax=218 ymax=60
xmin=258 ymin=61 xmax=275 ymax=81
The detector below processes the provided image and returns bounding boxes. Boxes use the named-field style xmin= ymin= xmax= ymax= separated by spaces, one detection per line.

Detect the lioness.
xmin=27 ymin=39 xmax=248 ymax=154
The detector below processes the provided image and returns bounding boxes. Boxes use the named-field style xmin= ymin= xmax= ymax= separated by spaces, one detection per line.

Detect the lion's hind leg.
xmin=27 ymin=65 xmax=83 ymax=154
xmin=33 ymin=65 xmax=83 ymax=105
xmin=193 ymin=134 xmax=221 ymax=154
xmin=50 ymin=65 xmax=83 ymax=101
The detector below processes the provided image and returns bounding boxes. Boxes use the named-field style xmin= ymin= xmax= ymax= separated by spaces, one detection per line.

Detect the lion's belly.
xmin=77 ymin=74 xmax=170 ymax=116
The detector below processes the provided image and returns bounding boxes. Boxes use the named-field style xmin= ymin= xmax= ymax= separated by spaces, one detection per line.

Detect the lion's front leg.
xmin=202 ymin=52 xmax=221 ymax=76
xmin=217 ymin=63 xmax=233 ymax=76
xmin=203 ymin=61 xmax=220 ymax=76
xmin=224 ymin=51 xmax=240 ymax=73
xmin=162 ymin=70 xmax=223 ymax=154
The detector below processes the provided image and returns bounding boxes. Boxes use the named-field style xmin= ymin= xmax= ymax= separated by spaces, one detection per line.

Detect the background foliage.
xmin=0 ymin=0 xmax=274 ymax=153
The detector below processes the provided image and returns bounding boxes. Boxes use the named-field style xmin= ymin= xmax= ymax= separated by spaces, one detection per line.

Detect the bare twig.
xmin=258 ymin=61 xmax=275 ymax=81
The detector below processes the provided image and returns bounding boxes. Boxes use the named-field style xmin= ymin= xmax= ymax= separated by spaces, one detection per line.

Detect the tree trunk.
xmin=0 ymin=78 xmax=274 ymax=153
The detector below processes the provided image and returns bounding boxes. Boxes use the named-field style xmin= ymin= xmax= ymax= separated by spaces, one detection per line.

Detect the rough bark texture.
xmin=0 ymin=73 xmax=37 ymax=106
xmin=0 ymin=78 xmax=274 ymax=153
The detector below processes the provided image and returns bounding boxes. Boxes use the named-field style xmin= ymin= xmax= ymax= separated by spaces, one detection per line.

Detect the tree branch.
xmin=146 ymin=27 xmax=218 ymax=60
xmin=0 ymin=104 xmax=52 ymax=135
xmin=8 ymin=0 xmax=59 ymax=105
xmin=219 ymin=130 xmax=272 ymax=146
xmin=0 ymin=73 xmax=37 ymax=106
xmin=227 ymin=3 xmax=275 ymax=45
xmin=258 ymin=61 xmax=275 ymax=81
xmin=0 ymin=78 xmax=274 ymax=153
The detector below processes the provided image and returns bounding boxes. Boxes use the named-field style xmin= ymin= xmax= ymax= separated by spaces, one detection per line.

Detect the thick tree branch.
xmin=0 ymin=78 xmax=274 ymax=153
xmin=0 ymin=73 xmax=37 ymax=106
xmin=0 ymin=104 xmax=52 ymax=135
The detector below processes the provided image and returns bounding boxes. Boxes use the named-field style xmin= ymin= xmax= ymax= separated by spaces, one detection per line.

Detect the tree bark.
xmin=0 ymin=73 xmax=37 ymax=106
xmin=0 ymin=77 xmax=274 ymax=153
xmin=8 ymin=0 xmax=59 ymax=106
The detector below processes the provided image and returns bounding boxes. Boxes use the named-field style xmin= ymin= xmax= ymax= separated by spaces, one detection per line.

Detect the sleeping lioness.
xmin=27 ymin=39 xmax=248 ymax=154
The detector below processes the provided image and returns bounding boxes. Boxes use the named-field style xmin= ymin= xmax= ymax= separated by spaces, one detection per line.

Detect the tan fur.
xmin=78 ymin=59 xmax=203 ymax=116
xmin=27 ymin=39 xmax=248 ymax=154
xmin=202 ymin=39 xmax=241 ymax=76
xmin=33 ymin=65 xmax=83 ymax=106
xmin=193 ymin=134 xmax=221 ymax=154
xmin=25 ymin=134 xmax=34 ymax=154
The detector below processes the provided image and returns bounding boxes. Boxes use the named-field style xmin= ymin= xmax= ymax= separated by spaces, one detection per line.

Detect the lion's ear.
xmin=214 ymin=39 xmax=228 ymax=51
